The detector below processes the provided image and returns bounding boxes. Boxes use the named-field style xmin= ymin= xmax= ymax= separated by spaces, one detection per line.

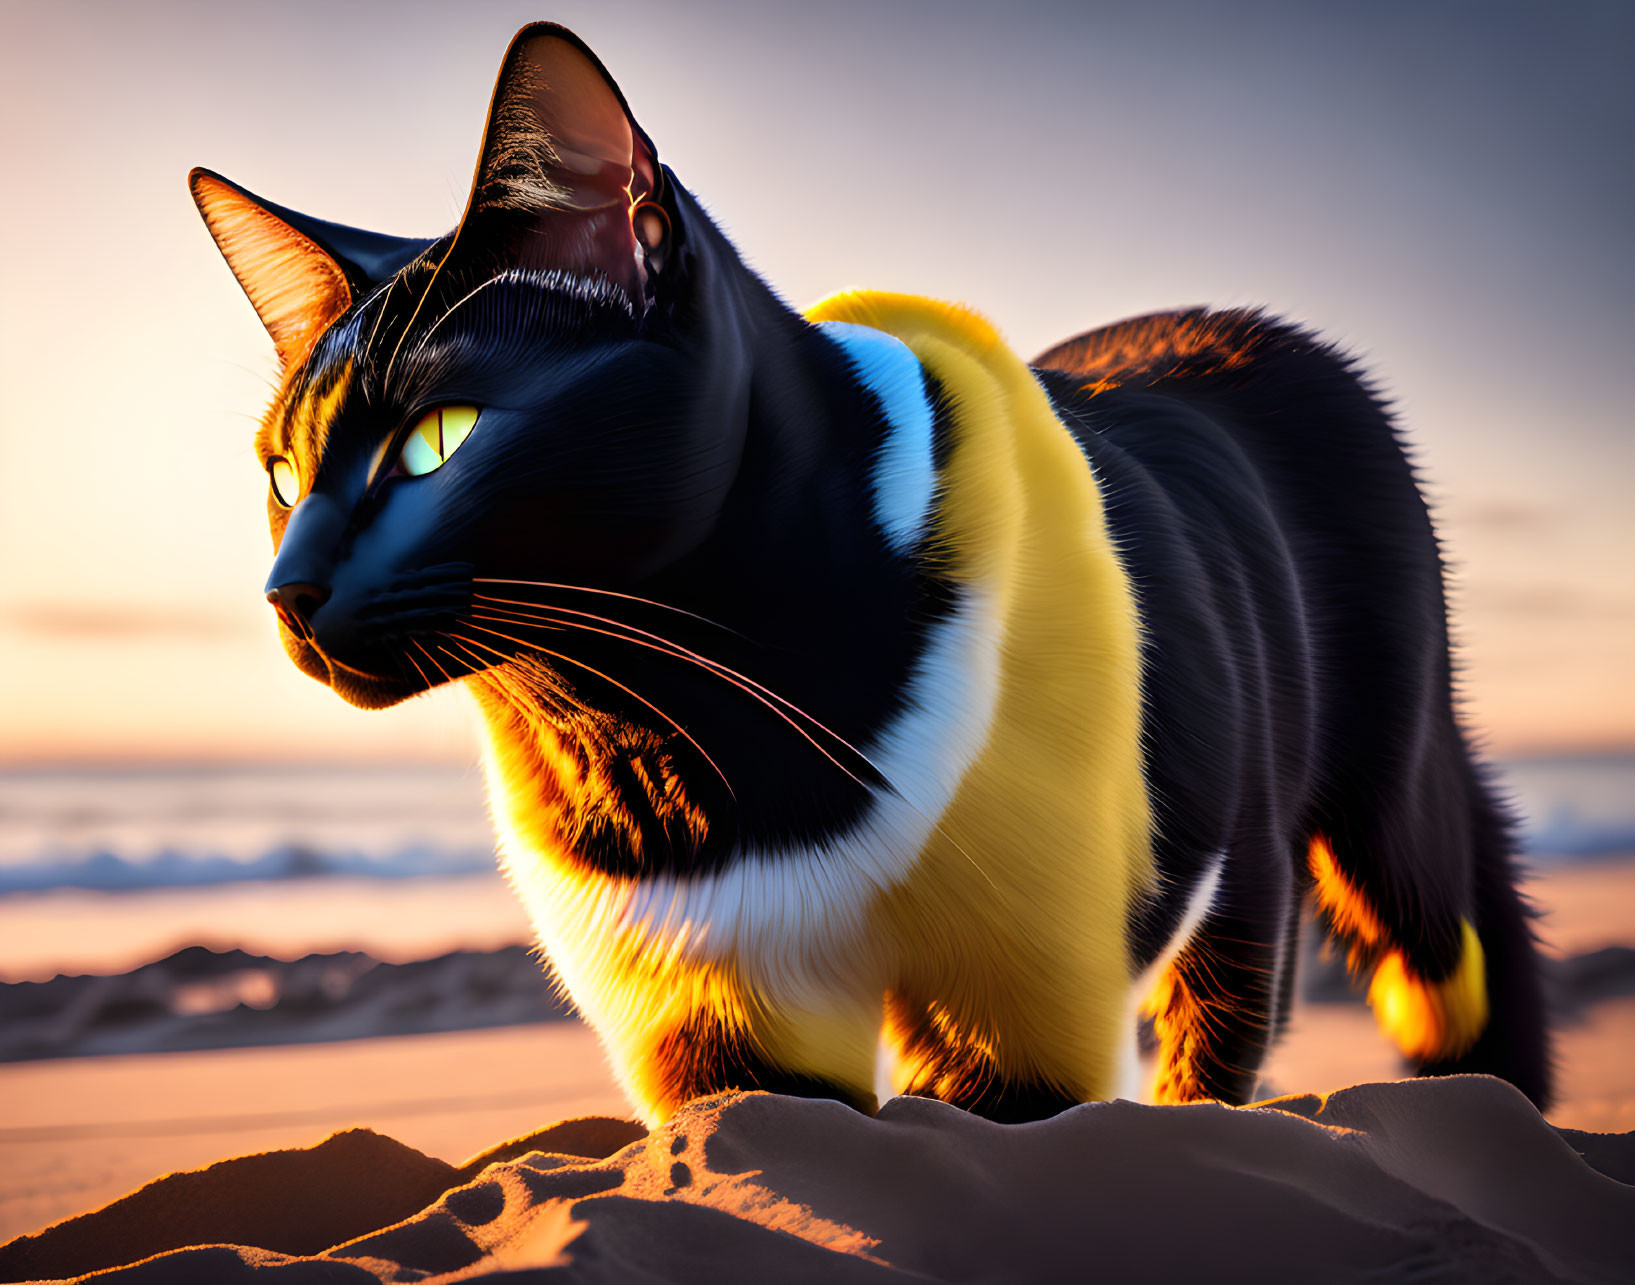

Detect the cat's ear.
xmin=190 ymin=169 xmax=354 ymax=368
xmin=457 ymin=25 xmax=663 ymax=301
xmin=189 ymin=169 xmax=437 ymax=366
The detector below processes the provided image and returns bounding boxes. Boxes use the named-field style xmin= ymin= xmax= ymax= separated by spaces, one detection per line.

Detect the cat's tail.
xmin=1306 ymin=761 xmax=1553 ymax=1111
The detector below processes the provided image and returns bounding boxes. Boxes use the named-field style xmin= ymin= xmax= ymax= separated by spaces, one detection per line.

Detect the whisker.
xmin=468 ymin=606 xmax=998 ymax=892
xmin=383 ymin=231 xmax=460 ymax=394
xmin=409 ymin=274 xmax=508 ymax=356
xmin=473 ymin=581 xmax=745 ymax=638
xmin=477 ymin=595 xmax=909 ymax=794
xmin=401 ymin=644 xmax=435 ymax=690
xmin=448 ymin=627 xmax=736 ymax=805
xmin=473 ymin=600 xmax=865 ymax=768
xmin=471 ymin=608 xmax=570 ymax=638
xmin=359 ymin=276 xmax=400 ymax=404
xmin=468 ymin=609 xmax=876 ymax=796
xmin=411 ymin=638 xmax=458 ymax=685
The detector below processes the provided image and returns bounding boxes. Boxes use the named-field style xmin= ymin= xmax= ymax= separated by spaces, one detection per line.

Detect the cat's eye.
xmin=398 ymin=405 xmax=480 ymax=477
xmin=268 ymin=457 xmax=299 ymax=508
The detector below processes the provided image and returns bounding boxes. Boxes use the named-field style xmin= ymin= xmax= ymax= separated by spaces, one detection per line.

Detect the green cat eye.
xmin=399 ymin=405 xmax=480 ymax=477
xmin=268 ymin=457 xmax=299 ymax=508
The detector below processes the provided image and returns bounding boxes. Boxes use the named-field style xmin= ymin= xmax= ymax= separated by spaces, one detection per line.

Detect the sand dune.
xmin=0 ymin=944 xmax=573 ymax=1063
xmin=0 ymin=1024 xmax=630 ymax=1243
xmin=1 ymin=1077 xmax=1630 ymax=1283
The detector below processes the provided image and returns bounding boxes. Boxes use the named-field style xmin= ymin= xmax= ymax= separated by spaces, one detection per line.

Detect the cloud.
xmin=1444 ymin=501 xmax=1563 ymax=534
xmin=2 ymin=604 xmax=255 ymax=642
xmin=1459 ymin=585 xmax=1635 ymax=621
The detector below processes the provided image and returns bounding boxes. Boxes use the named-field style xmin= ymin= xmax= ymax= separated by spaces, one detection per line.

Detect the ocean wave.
xmin=0 ymin=754 xmax=1629 ymax=895
xmin=3 ymin=822 xmax=1634 ymax=896
xmin=1518 ymin=816 xmax=1635 ymax=860
xmin=0 ymin=844 xmax=497 ymax=894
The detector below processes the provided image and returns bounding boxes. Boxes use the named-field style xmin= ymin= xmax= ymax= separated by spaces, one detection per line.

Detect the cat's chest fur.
xmin=464 ymin=293 xmax=1153 ymax=1115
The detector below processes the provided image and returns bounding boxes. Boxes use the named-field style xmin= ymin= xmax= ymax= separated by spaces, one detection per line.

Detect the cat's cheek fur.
xmin=277 ymin=622 xmax=421 ymax=710
xmin=275 ymin=622 xmax=331 ymax=688
xmin=329 ymin=671 xmax=419 ymax=711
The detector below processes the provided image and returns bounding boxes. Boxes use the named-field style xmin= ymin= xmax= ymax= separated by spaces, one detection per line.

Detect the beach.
xmin=2 ymin=853 xmax=1632 ymax=1252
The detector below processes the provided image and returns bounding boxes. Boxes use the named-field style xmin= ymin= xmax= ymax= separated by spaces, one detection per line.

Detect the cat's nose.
xmin=267 ymin=582 xmax=330 ymax=636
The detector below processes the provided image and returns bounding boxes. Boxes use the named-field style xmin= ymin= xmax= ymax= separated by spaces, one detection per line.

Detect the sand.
xmin=6 ymin=997 xmax=1629 ymax=1248
xmin=2 ymin=857 xmax=1632 ymax=1278
xmin=1 ymin=1079 xmax=1630 ymax=1283
xmin=0 ymin=1024 xmax=627 ymax=1244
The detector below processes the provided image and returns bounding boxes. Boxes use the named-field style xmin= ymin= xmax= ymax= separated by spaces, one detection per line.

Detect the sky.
xmin=0 ymin=0 xmax=1631 ymax=763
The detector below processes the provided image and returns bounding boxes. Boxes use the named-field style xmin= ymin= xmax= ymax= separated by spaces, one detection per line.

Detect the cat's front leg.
xmin=586 ymin=960 xmax=883 ymax=1125
xmin=640 ymin=989 xmax=882 ymax=1121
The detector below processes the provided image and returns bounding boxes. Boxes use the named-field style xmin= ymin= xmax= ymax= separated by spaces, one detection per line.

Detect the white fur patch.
xmin=619 ymin=582 xmax=1002 ymax=980
xmin=818 ymin=320 xmax=936 ymax=553
xmin=874 ymin=1033 xmax=897 ymax=1109
xmin=1129 ymin=852 xmax=1225 ymax=1103
xmin=1113 ymin=1027 xmax=1144 ymax=1102
xmin=1134 ymin=852 xmax=1226 ymax=1000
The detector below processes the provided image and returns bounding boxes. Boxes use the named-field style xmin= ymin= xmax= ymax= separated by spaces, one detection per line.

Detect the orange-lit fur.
xmin=1306 ymin=835 xmax=1489 ymax=1063
xmin=191 ymin=172 xmax=353 ymax=368
xmin=1141 ymin=949 xmax=1237 ymax=1106
xmin=1033 ymin=308 xmax=1271 ymax=400
xmin=1138 ymin=836 xmax=1492 ymax=1104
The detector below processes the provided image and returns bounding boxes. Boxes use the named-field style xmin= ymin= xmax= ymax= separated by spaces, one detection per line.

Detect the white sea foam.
xmin=0 ymin=764 xmax=495 ymax=891
xmin=0 ymin=757 xmax=1628 ymax=898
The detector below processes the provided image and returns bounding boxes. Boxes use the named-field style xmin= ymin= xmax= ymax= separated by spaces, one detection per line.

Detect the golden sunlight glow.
xmin=882 ymin=992 xmax=1004 ymax=1106
xmin=1035 ymin=309 xmax=1265 ymax=399
xmin=399 ymin=405 xmax=480 ymax=477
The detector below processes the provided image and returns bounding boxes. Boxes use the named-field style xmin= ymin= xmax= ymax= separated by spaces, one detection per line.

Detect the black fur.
xmin=240 ymin=165 xmax=966 ymax=870
xmin=1035 ymin=313 xmax=1552 ymax=1107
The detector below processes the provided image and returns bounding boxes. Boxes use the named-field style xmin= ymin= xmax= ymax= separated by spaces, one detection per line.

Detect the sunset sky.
xmin=1 ymin=0 xmax=1630 ymax=763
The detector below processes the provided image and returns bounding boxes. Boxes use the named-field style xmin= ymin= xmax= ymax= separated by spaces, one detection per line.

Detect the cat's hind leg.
xmin=1307 ymin=734 xmax=1552 ymax=1109
xmin=1142 ymin=844 xmax=1298 ymax=1105
xmin=1411 ymin=775 xmax=1552 ymax=1105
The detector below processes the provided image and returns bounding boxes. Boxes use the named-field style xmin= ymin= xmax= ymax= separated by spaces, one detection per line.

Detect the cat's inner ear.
xmin=190 ymin=169 xmax=352 ymax=369
xmin=461 ymin=25 xmax=661 ymax=300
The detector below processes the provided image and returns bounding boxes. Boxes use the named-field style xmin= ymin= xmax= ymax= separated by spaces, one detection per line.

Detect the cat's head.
xmin=191 ymin=25 xmax=744 ymax=710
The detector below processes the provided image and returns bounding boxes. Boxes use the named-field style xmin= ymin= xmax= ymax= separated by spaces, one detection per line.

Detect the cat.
xmin=190 ymin=22 xmax=1551 ymax=1125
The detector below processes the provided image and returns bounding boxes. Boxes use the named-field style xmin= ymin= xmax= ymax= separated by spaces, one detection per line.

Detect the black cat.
xmin=191 ymin=22 xmax=1550 ymax=1125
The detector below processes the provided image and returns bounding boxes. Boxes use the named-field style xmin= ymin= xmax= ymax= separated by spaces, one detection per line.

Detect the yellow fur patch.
xmin=806 ymin=291 xmax=1153 ymax=1102
xmin=1306 ymin=836 xmax=1489 ymax=1062
xmin=1368 ymin=920 xmax=1488 ymax=1062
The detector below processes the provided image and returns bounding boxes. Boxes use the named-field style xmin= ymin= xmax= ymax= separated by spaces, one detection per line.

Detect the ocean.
xmin=0 ymin=755 xmax=1629 ymax=980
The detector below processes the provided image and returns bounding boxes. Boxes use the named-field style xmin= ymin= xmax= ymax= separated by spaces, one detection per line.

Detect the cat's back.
xmin=1031 ymin=307 xmax=1425 ymax=553
xmin=1031 ymin=307 xmax=1449 ymax=879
